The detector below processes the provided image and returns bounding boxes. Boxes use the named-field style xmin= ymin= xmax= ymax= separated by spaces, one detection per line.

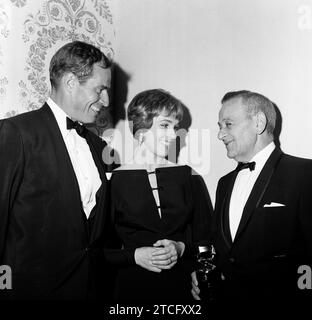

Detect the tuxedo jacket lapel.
xmin=40 ymin=104 xmax=83 ymax=209
xmin=84 ymin=130 xmax=109 ymax=243
xmin=234 ymin=148 xmax=283 ymax=242
xmin=221 ymin=171 xmax=238 ymax=248
xmin=84 ymin=131 xmax=107 ymax=182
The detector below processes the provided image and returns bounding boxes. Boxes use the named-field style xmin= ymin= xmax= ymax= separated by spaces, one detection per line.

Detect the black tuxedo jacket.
xmin=0 ymin=104 xmax=113 ymax=300
xmin=214 ymin=147 xmax=312 ymax=301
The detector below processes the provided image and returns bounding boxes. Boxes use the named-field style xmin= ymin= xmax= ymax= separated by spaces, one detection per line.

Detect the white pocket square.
xmin=263 ymin=202 xmax=285 ymax=208
xmin=105 ymin=172 xmax=112 ymax=180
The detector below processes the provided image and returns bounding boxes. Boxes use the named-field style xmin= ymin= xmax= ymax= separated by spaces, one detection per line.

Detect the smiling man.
xmin=0 ymin=41 xmax=114 ymax=300
xmin=192 ymin=90 xmax=312 ymax=304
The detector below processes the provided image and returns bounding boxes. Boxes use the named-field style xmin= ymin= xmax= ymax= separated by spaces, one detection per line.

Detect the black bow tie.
xmin=66 ymin=117 xmax=86 ymax=138
xmin=236 ymin=161 xmax=256 ymax=172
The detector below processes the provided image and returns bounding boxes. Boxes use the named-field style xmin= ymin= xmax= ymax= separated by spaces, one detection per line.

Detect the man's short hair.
xmin=127 ymin=89 xmax=184 ymax=138
xmin=49 ymin=41 xmax=111 ymax=89
xmin=221 ymin=90 xmax=276 ymax=135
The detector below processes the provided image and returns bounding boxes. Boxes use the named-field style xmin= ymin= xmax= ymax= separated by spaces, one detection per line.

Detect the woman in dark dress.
xmin=109 ymin=89 xmax=213 ymax=301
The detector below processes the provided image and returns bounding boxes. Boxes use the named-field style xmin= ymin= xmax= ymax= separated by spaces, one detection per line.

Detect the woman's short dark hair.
xmin=49 ymin=41 xmax=111 ymax=89
xmin=127 ymin=89 xmax=184 ymax=137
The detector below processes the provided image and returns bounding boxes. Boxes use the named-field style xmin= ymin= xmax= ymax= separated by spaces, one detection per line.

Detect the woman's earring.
xmin=139 ymin=134 xmax=144 ymax=146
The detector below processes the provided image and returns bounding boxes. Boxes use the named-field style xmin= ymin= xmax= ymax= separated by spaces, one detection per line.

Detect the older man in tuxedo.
xmin=0 ymin=41 xmax=114 ymax=300
xmin=192 ymin=90 xmax=312 ymax=303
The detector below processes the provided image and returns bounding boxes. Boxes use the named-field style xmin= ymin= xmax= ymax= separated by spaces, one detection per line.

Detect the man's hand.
xmin=191 ymin=271 xmax=201 ymax=300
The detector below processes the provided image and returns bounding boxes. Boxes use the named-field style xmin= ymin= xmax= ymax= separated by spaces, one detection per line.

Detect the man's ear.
xmin=255 ymin=111 xmax=267 ymax=135
xmin=62 ymin=72 xmax=78 ymax=92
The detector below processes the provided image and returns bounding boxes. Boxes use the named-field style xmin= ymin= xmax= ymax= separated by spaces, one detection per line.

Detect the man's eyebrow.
xmin=218 ymin=118 xmax=232 ymax=126
xmin=220 ymin=117 xmax=232 ymax=122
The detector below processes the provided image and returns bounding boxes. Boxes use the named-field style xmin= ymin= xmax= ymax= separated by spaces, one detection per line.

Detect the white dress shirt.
xmin=229 ymin=142 xmax=275 ymax=240
xmin=47 ymin=98 xmax=101 ymax=219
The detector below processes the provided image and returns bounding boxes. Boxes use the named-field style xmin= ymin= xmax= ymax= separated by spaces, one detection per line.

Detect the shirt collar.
xmin=47 ymin=97 xmax=70 ymax=138
xmin=250 ymin=141 xmax=275 ymax=172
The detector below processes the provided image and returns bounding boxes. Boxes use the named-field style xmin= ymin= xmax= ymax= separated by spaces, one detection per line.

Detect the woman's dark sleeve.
xmin=183 ymin=173 xmax=214 ymax=258
xmin=103 ymin=247 xmax=136 ymax=266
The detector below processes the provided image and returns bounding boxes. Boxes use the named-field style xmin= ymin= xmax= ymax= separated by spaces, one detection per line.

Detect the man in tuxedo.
xmin=192 ymin=90 xmax=312 ymax=303
xmin=0 ymin=41 xmax=114 ymax=300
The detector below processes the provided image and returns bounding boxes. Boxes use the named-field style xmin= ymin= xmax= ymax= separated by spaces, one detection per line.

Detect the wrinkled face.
xmin=142 ymin=113 xmax=179 ymax=159
xmin=218 ymin=98 xmax=258 ymax=162
xmin=71 ymin=63 xmax=111 ymax=123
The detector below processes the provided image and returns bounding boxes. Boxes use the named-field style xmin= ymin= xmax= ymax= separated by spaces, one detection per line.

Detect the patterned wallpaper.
xmin=0 ymin=0 xmax=115 ymax=136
